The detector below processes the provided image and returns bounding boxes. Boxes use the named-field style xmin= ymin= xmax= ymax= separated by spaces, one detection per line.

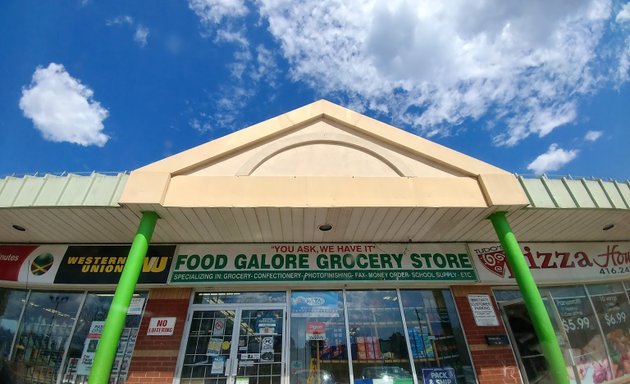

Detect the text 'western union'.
xmin=67 ymin=256 xmax=168 ymax=273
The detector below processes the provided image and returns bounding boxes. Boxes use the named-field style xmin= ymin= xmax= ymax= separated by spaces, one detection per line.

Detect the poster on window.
xmin=76 ymin=321 xmax=105 ymax=375
xmin=260 ymin=336 xmax=274 ymax=362
xmin=291 ymin=292 xmax=339 ymax=318
xmin=554 ymin=297 xmax=611 ymax=384
xmin=256 ymin=316 xmax=278 ymax=334
xmin=207 ymin=338 xmax=223 ymax=356
xmin=306 ymin=322 xmax=326 ymax=341
xmin=591 ymin=292 xmax=630 ymax=379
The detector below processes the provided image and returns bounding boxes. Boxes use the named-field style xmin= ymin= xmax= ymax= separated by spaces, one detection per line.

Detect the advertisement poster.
xmin=292 ymin=292 xmax=339 ymax=318
xmin=127 ymin=297 xmax=145 ymax=315
xmin=75 ymin=323 xmax=138 ymax=381
xmin=171 ymin=243 xmax=476 ymax=284
xmin=211 ymin=355 xmax=226 ymax=374
xmin=55 ymin=245 xmax=175 ymax=284
xmin=470 ymin=242 xmax=630 ymax=284
xmin=554 ymin=296 xmax=610 ymax=384
xmin=306 ymin=322 xmax=326 ymax=341
xmin=207 ymin=338 xmax=223 ymax=356
xmin=256 ymin=316 xmax=278 ymax=334
xmin=591 ymin=291 xmax=630 ymax=379
xmin=77 ymin=321 xmax=105 ymax=375
xmin=0 ymin=245 xmax=67 ymax=286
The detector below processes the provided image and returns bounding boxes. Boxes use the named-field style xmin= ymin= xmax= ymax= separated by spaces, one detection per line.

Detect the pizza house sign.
xmin=470 ymin=242 xmax=630 ymax=283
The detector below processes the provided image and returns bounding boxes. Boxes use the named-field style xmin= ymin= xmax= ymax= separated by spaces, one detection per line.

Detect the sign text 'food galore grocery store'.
xmin=169 ymin=243 xmax=477 ymax=283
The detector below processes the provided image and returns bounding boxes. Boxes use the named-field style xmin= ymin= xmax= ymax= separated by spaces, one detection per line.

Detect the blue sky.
xmin=1 ymin=0 xmax=629 ymax=180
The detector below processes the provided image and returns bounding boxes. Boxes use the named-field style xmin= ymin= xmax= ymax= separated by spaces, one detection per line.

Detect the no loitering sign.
xmin=147 ymin=317 xmax=176 ymax=336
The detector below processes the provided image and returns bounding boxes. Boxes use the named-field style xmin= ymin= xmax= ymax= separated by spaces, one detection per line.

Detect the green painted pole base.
xmin=89 ymin=211 xmax=159 ymax=384
xmin=489 ymin=212 xmax=569 ymax=384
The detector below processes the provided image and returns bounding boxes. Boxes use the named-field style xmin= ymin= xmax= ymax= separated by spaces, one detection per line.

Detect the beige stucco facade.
xmin=121 ymin=100 xmax=527 ymax=211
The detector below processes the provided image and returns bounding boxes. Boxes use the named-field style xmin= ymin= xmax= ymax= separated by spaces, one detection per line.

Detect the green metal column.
xmin=489 ymin=212 xmax=569 ymax=384
xmin=89 ymin=211 xmax=159 ymax=384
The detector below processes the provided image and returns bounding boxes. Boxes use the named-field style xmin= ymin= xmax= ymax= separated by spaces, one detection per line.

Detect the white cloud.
xmin=107 ymin=15 xmax=149 ymax=47
xmin=188 ymin=0 xmax=248 ymax=25
xmin=19 ymin=63 xmax=109 ymax=147
xmin=617 ymin=2 xmax=630 ymax=21
xmin=190 ymin=0 xmax=630 ymax=147
xmin=585 ymin=130 xmax=603 ymax=141
xmin=527 ymin=144 xmax=579 ymax=175
xmin=106 ymin=15 xmax=134 ymax=26
xmin=188 ymin=43 xmax=277 ymax=133
xmin=134 ymin=25 xmax=149 ymax=47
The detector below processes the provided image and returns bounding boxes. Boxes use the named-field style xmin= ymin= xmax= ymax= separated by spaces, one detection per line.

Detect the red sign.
xmin=306 ymin=322 xmax=326 ymax=341
xmin=0 ymin=246 xmax=37 ymax=281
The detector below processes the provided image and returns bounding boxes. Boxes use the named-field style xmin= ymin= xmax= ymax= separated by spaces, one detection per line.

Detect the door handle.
xmin=225 ymin=358 xmax=232 ymax=376
xmin=232 ymin=358 xmax=239 ymax=376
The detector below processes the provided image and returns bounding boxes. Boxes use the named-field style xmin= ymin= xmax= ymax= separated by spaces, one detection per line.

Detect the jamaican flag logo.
xmin=31 ymin=253 xmax=54 ymax=275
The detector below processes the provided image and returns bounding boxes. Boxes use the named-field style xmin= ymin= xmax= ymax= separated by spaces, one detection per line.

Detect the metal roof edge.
xmin=0 ymin=172 xmax=129 ymax=208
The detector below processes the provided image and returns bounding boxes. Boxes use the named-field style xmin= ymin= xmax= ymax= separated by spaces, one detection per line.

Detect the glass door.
xmin=179 ymin=306 xmax=285 ymax=384
xmin=501 ymin=300 xmax=550 ymax=384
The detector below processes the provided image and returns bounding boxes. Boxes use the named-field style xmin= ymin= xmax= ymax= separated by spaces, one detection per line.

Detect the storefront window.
xmin=10 ymin=291 xmax=83 ymax=383
xmin=400 ymin=289 xmax=473 ymax=383
xmin=587 ymin=283 xmax=630 ymax=380
xmin=60 ymin=292 xmax=147 ymax=383
xmin=547 ymin=286 xmax=611 ymax=383
xmin=290 ymin=291 xmax=349 ymax=384
xmin=0 ymin=289 xmax=27 ymax=360
xmin=346 ymin=290 xmax=412 ymax=384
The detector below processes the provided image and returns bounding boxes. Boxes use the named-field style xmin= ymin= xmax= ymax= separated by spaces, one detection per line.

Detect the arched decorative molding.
xmin=235 ymin=132 xmax=413 ymax=176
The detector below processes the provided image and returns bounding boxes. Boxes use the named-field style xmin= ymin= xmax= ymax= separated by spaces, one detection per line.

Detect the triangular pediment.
xmin=121 ymin=100 xmax=527 ymax=209
xmin=137 ymin=100 xmax=504 ymax=178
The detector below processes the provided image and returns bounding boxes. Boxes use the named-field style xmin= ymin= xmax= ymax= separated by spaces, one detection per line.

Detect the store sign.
xmin=147 ymin=317 xmax=176 ymax=336
xmin=422 ymin=367 xmax=457 ymax=384
xmin=170 ymin=243 xmax=477 ymax=284
xmin=55 ymin=245 xmax=175 ymax=284
xmin=0 ymin=245 xmax=67 ymax=285
xmin=467 ymin=294 xmax=499 ymax=326
xmin=470 ymin=242 xmax=630 ymax=284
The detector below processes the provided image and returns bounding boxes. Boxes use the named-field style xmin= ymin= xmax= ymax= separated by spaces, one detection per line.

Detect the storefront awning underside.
xmin=0 ymin=173 xmax=628 ymax=245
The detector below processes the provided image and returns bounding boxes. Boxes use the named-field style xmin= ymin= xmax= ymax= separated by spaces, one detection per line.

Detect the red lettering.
xmin=539 ymin=252 xmax=557 ymax=268
xmin=523 ymin=246 xmax=539 ymax=269
xmin=557 ymin=252 xmax=574 ymax=268
xmin=576 ymin=251 xmax=592 ymax=267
